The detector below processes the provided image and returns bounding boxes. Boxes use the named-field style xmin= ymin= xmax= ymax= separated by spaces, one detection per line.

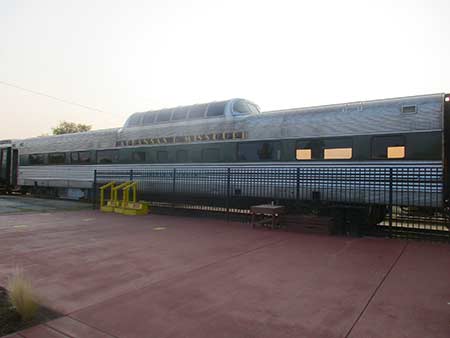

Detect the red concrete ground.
xmin=0 ymin=211 xmax=448 ymax=338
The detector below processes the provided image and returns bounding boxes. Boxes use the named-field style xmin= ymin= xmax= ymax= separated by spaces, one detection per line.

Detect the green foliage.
xmin=7 ymin=268 xmax=39 ymax=321
xmin=52 ymin=121 xmax=91 ymax=135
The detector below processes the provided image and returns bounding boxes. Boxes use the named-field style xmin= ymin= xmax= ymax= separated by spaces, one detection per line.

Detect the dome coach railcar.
xmin=2 ymin=94 xmax=450 ymax=219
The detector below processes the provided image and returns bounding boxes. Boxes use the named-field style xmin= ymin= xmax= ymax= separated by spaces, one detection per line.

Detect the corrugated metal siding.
xmin=15 ymin=94 xmax=444 ymax=155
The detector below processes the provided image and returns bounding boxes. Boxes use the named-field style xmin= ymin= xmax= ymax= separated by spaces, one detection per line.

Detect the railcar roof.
xmin=262 ymin=92 xmax=444 ymax=115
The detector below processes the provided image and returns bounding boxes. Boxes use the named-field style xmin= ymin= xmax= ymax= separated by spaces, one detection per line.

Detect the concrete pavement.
xmin=0 ymin=210 xmax=448 ymax=338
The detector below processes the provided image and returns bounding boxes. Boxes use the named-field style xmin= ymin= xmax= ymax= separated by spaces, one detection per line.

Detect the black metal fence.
xmin=93 ymin=166 xmax=449 ymax=241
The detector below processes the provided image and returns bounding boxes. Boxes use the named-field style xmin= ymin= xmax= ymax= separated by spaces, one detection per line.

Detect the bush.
xmin=6 ymin=269 xmax=39 ymax=321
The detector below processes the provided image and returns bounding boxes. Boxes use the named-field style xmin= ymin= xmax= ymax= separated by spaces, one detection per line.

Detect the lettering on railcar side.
xmin=115 ymin=131 xmax=248 ymax=148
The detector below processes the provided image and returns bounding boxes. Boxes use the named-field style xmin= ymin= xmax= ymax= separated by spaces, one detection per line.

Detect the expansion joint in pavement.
xmin=46 ymin=315 xmax=122 ymax=338
xmin=344 ymin=241 xmax=409 ymax=338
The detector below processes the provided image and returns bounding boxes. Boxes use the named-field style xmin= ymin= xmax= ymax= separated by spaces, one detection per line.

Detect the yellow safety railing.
xmin=112 ymin=181 xmax=132 ymax=203
xmin=99 ymin=181 xmax=115 ymax=211
xmin=100 ymin=180 xmax=149 ymax=215
xmin=122 ymin=181 xmax=137 ymax=207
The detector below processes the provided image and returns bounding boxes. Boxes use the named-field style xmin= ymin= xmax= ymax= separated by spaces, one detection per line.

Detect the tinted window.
xmin=202 ymin=148 xmax=220 ymax=162
xmin=127 ymin=114 xmax=141 ymax=127
xmin=322 ymin=138 xmax=353 ymax=160
xmin=172 ymin=107 xmax=188 ymax=121
xmin=156 ymin=109 xmax=172 ymax=123
xmin=238 ymin=142 xmax=281 ymax=161
xmin=401 ymin=105 xmax=417 ymax=114
xmin=157 ymin=151 xmax=168 ymax=162
xmin=132 ymin=151 xmax=146 ymax=162
xmin=29 ymin=154 xmax=45 ymax=165
xmin=206 ymin=101 xmax=226 ymax=117
xmin=296 ymin=149 xmax=312 ymax=160
xmin=176 ymin=150 xmax=188 ymax=162
xmin=296 ymin=139 xmax=323 ymax=160
xmin=248 ymin=103 xmax=260 ymax=114
xmin=233 ymin=101 xmax=251 ymax=115
xmin=71 ymin=151 xmax=91 ymax=164
xmin=48 ymin=152 xmax=66 ymax=164
xmin=324 ymin=148 xmax=352 ymax=159
xmin=79 ymin=151 xmax=91 ymax=163
xmin=188 ymin=104 xmax=207 ymax=119
xmin=387 ymin=146 xmax=405 ymax=159
xmin=371 ymin=136 xmax=405 ymax=159
xmin=142 ymin=113 xmax=155 ymax=125
xmin=97 ymin=150 xmax=119 ymax=164
xmin=296 ymin=138 xmax=352 ymax=160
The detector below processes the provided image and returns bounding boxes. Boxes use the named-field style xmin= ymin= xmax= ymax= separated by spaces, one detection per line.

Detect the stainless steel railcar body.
xmin=12 ymin=94 xmax=450 ymax=207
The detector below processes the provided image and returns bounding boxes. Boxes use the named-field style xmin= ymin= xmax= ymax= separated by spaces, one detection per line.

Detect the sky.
xmin=1 ymin=0 xmax=450 ymax=139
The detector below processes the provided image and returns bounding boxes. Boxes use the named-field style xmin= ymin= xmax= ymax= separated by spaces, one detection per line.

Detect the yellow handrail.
xmin=122 ymin=181 xmax=137 ymax=207
xmin=99 ymin=181 xmax=115 ymax=208
xmin=112 ymin=181 xmax=132 ymax=202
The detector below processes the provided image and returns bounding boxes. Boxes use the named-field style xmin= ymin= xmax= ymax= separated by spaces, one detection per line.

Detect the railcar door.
xmin=444 ymin=94 xmax=450 ymax=207
xmin=11 ymin=148 xmax=18 ymax=186
xmin=0 ymin=147 xmax=11 ymax=188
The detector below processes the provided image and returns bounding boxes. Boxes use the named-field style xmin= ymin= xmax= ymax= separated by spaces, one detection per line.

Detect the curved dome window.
xmin=172 ymin=106 xmax=189 ymax=121
xmin=123 ymin=99 xmax=257 ymax=128
xmin=188 ymin=104 xmax=208 ymax=119
xmin=127 ymin=114 xmax=142 ymax=127
xmin=206 ymin=101 xmax=227 ymax=117
xmin=248 ymin=103 xmax=260 ymax=114
xmin=142 ymin=113 xmax=155 ymax=125
xmin=156 ymin=109 xmax=173 ymax=123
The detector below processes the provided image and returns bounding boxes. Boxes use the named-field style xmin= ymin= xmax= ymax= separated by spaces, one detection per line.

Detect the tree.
xmin=52 ymin=121 xmax=92 ymax=135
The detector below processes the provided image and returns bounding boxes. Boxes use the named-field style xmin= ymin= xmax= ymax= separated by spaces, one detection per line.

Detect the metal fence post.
xmin=129 ymin=169 xmax=134 ymax=181
xmin=226 ymin=167 xmax=231 ymax=221
xmin=172 ymin=168 xmax=176 ymax=194
xmin=92 ymin=169 xmax=97 ymax=210
xmin=388 ymin=168 xmax=393 ymax=236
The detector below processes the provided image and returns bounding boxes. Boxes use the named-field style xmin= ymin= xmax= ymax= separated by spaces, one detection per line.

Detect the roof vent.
xmin=401 ymin=105 xmax=417 ymax=114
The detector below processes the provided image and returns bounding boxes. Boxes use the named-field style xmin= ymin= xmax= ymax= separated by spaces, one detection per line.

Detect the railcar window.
xmin=172 ymin=107 xmax=189 ymax=121
xmin=202 ymin=148 xmax=220 ymax=162
xmin=401 ymin=105 xmax=417 ymax=114
xmin=132 ymin=151 xmax=146 ymax=162
xmin=371 ymin=136 xmax=405 ymax=159
xmin=296 ymin=149 xmax=312 ymax=160
xmin=233 ymin=101 xmax=252 ymax=115
xmin=248 ymin=103 xmax=260 ymax=114
xmin=70 ymin=152 xmax=78 ymax=162
xmin=48 ymin=153 xmax=66 ymax=165
xmin=142 ymin=113 xmax=155 ymax=125
xmin=156 ymin=109 xmax=172 ymax=123
xmin=324 ymin=148 xmax=352 ymax=160
xmin=157 ymin=151 xmax=168 ymax=162
xmin=238 ymin=141 xmax=281 ymax=161
xmin=97 ymin=150 xmax=119 ymax=164
xmin=323 ymin=138 xmax=353 ymax=160
xmin=79 ymin=151 xmax=91 ymax=163
xmin=206 ymin=101 xmax=226 ymax=117
xmin=127 ymin=114 xmax=141 ymax=127
xmin=296 ymin=138 xmax=352 ymax=160
xmin=296 ymin=140 xmax=323 ymax=160
xmin=71 ymin=151 xmax=91 ymax=164
xmin=176 ymin=150 xmax=188 ymax=162
xmin=188 ymin=104 xmax=207 ymax=119
xmin=70 ymin=151 xmax=91 ymax=164
xmin=387 ymin=146 xmax=405 ymax=159
xmin=29 ymin=154 xmax=45 ymax=165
